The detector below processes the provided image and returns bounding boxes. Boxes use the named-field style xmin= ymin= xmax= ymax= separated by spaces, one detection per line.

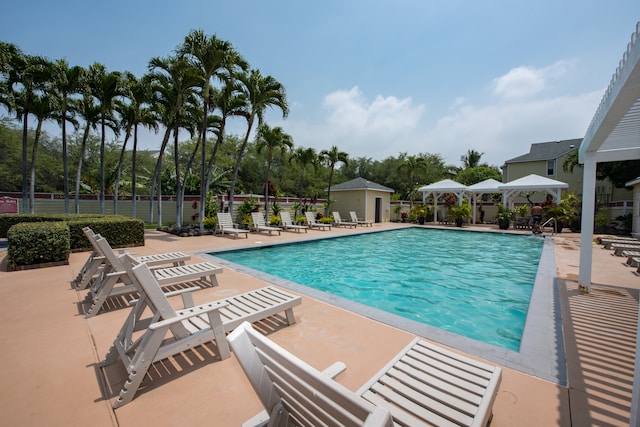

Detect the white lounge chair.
xmin=251 ymin=212 xmax=282 ymax=235
xmin=216 ymin=212 xmax=250 ymax=239
xmin=279 ymin=211 xmax=308 ymax=233
xmin=333 ymin=211 xmax=357 ymax=228
xmin=610 ymin=243 xmax=640 ymax=256
xmin=73 ymin=226 xmax=190 ymax=290
xmin=101 ymin=262 xmax=302 ymax=408
xmin=304 ymin=211 xmax=332 ymax=231
xmin=83 ymin=236 xmax=221 ymax=317
xmin=623 ymin=251 xmax=640 ymax=266
xmin=229 ymin=322 xmax=502 ymax=427
xmin=600 ymin=237 xmax=639 ymax=249
xmin=350 ymin=211 xmax=373 ymax=227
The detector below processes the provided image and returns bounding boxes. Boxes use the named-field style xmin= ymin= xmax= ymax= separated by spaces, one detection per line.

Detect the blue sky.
xmin=2 ymin=1 xmax=639 ymax=168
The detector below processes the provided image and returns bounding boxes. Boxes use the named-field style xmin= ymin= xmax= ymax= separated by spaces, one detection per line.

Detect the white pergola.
xmin=498 ymin=174 xmax=569 ymax=208
xmin=576 ymin=23 xmax=640 ymax=426
xmin=466 ymin=179 xmax=503 ymax=224
xmin=418 ymin=179 xmax=467 ymax=222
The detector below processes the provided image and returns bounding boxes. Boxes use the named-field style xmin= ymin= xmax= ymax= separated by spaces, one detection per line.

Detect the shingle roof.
xmin=330 ymin=177 xmax=394 ymax=192
xmin=504 ymin=138 xmax=582 ymax=164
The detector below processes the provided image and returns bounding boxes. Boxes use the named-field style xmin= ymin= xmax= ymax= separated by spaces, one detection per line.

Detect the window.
xmin=546 ymin=160 xmax=555 ymax=176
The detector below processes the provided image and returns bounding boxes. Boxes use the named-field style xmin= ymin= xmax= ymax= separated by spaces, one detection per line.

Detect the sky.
xmin=2 ymin=1 xmax=639 ymax=168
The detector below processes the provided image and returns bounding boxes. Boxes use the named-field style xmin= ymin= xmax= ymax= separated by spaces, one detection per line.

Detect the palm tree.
xmin=5 ymin=52 xmax=50 ymax=213
xmin=50 ymin=59 xmax=84 ymax=213
xmin=319 ymin=145 xmax=349 ymax=216
xmin=202 ymin=77 xmax=246 ymax=221
xmin=88 ymin=63 xmax=123 ymax=213
xmin=228 ymin=69 xmax=288 ymax=216
xmin=73 ymin=92 xmax=103 ymax=213
xmin=255 ymin=124 xmax=293 ymax=216
xmin=179 ymin=30 xmax=247 ymax=227
xmin=28 ymin=93 xmax=57 ymax=213
xmin=290 ymin=146 xmax=318 ymax=214
xmin=398 ymin=154 xmax=427 ymax=209
xmin=461 ymin=149 xmax=484 ymax=169
xmin=128 ymin=74 xmax=158 ymax=218
xmin=148 ymin=55 xmax=201 ymax=227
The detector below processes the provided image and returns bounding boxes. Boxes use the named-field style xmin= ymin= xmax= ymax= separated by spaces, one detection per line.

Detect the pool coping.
xmin=198 ymin=228 xmax=566 ymax=385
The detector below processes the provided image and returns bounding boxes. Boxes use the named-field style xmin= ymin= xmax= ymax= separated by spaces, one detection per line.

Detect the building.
xmin=501 ymin=138 xmax=632 ymax=204
xmin=328 ymin=177 xmax=394 ymax=223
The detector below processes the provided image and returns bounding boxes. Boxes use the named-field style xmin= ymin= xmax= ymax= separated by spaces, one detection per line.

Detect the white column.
xmin=578 ymin=152 xmax=597 ymax=292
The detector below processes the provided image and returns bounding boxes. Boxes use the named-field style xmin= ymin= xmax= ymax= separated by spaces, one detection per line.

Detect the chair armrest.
xmin=322 ymin=361 xmax=346 ymax=379
xmin=150 ymin=300 xmax=229 ymax=331
xmin=128 ymin=285 xmax=201 ymax=307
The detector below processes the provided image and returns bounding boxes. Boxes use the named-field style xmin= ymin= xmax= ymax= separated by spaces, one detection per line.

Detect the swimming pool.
xmin=210 ymin=228 xmax=544 ymax=351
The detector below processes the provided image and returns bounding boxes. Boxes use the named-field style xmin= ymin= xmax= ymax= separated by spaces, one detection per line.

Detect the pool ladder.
xmin=540 ymin=217 xmax=557 ymax=235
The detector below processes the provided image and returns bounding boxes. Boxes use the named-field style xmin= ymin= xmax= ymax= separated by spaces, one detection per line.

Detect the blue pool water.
xmin=211 ymin=228 xmax=544 ymax=351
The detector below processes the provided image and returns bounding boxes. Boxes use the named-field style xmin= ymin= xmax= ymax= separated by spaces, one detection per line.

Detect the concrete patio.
xmin=0 ymin=222 xmax=637 ymax=426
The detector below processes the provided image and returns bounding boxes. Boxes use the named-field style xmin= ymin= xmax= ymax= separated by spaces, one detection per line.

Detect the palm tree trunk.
xmin=113 ymin=130 xmax=131 ymax=215
xmin=62 ymin=118 xmax=69 ymax=213
xmin=99 ymin=118 xmax=106 ymax=214
xmin=132 ymin=125 xmax=138 ymax=218
xmin=29 ymin=120 xmax=43 ymax=214
xmin=228 ymin=117 xmax=254 ymax=215
xmin=173 ymin=125 xmax=182 ymax=227
xmin=74 ymin=125 xmax=90 ymax=213
xmin=21 ymin=114 xmax=29 ymax=213
xmin=149 ymin=128 xmax=171 ymax=224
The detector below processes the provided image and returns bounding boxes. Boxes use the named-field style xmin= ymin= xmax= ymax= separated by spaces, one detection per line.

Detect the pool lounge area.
xmin=203 ymin=228 xmax=565 ymax=385
xmin=0 ymin=222 xmax=638 ymax=426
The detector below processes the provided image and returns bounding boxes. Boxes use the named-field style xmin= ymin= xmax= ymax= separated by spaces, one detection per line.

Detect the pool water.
xmin=212 ymin=228 xmax=544 ymax=351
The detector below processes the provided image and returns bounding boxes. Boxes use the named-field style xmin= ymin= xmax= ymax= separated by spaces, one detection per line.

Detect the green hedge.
xmin=68 ymin=217 xmax=145 ymax=250
xmin=3 ymin=214 xmax=145 ymax=269
xmin=7 ymin=222 xmax=70 ymax=269
xmin=0 ymin=213 xmax=103 ymax=238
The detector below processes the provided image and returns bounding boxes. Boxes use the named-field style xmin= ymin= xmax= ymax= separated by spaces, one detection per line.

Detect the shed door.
xmin=375 ymin=197 xmax=382 ymax=223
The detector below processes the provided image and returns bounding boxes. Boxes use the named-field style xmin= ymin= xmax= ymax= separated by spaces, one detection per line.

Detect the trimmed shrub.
xmin=7 ymin=222 xmax=70 ymax=269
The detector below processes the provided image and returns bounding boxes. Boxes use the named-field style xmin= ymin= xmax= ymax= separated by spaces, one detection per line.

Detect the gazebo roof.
xmin=498 ymin=174 xmax=568 ymax=191
xmin=417 ymin=179 xmax=467 ymax=193
xmin=467 ymin=178 xmax=503 ymax=193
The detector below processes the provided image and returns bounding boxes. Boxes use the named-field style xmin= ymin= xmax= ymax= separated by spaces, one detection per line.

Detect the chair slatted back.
xmin=229 ymin=323 xmax=393 ymax=427
xmin=217 ymin=212 xmax=234 ymax=228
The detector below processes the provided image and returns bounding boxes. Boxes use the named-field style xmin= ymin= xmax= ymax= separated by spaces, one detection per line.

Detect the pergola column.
xmin=578 ymin=151 xmax=597 ymax=292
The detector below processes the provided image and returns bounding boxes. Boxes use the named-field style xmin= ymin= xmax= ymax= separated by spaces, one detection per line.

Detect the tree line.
xmin=1 ymin=31 xmax=502 ymax=227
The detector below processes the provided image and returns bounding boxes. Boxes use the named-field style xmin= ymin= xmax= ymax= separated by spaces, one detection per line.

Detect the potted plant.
xmin=449 ymin=200 xmax=472 ymax=227
xmin=558 ymin=192 xmax=580 ymax=232
xmin=495 ymin=204 xmax=514 ymax=230
xmin=411 ymin=204 xmax=432 ymax=225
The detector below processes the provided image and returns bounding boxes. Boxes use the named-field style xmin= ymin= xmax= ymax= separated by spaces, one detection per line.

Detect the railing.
xmin=540 ymin=217 xmax=557 ymax=235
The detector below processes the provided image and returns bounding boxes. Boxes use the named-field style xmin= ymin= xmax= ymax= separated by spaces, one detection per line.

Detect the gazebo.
xmin=498 ymin=174 xmax=569 ymax=208
xmin=418 ymin=179 xmax=468 ymax=223
xmin=467 ymin=179 xmax=503 ymax=224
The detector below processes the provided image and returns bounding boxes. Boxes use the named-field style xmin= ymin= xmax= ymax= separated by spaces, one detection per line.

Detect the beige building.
xmin=328 ymin=177 xmax=394 ymax=223
xmin=501 ymin=138 xmax=633 ymax=204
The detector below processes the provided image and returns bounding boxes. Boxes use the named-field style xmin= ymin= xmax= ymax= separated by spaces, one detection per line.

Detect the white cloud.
xmin=281 ymin=86 xmax=426 ymax=159
xmin=492 ymin=61 xmax=572 ymax=100
xmin=277 ymin=63 xmax=603 ymax=169
xmin=425 ymin=90 xmax=603 ymax=167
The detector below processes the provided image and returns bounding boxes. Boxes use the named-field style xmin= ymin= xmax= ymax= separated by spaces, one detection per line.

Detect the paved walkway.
xmin=0 ymin=223 xmax=637 ymax=426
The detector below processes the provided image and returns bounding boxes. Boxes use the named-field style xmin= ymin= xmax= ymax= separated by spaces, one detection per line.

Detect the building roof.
xmin=503 ymin=138 xmax=582 ymax=164
xmin=330 ymin=177 xmax=394 ymax=193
